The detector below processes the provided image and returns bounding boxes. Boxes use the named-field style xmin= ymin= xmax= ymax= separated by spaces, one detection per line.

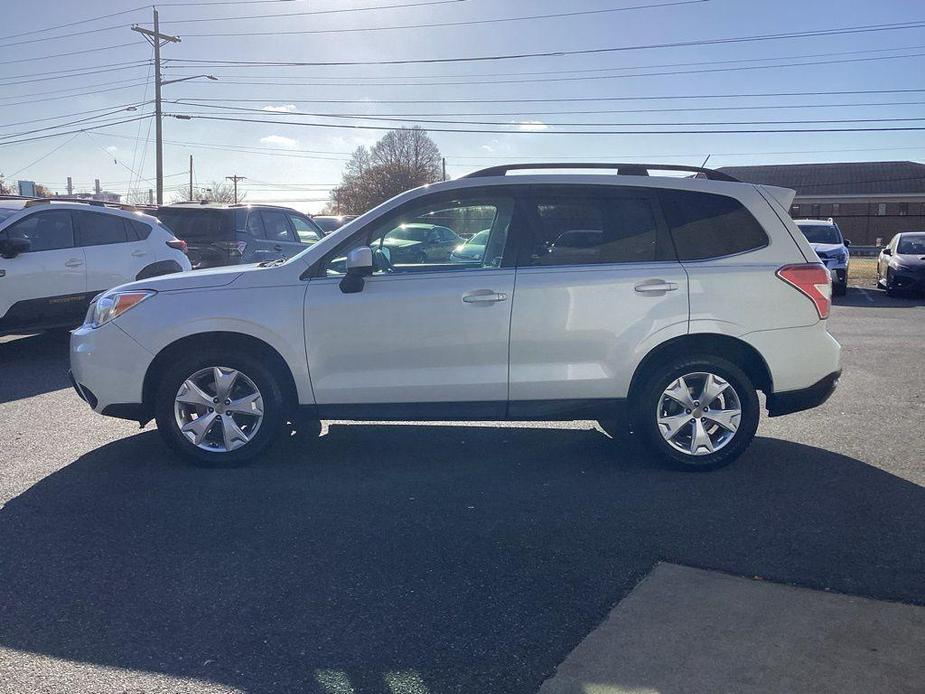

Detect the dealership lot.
xmin=0 ymin=287 xmax=923 ymax=693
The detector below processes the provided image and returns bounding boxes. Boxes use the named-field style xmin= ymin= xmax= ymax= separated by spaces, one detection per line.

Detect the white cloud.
xmin=514 ymin=120 xmax=549 ymax=132
xmin=262 ymin=104 xmax=297 ymax=113
xmin=259 ymin=134 xmax=299 ymax=148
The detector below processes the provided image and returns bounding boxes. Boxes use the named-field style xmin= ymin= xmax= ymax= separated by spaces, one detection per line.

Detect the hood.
xmin=810 ymin=242 xmax=846 ymax=254
xmin=119 ymin=264 xmax=248 ymax=293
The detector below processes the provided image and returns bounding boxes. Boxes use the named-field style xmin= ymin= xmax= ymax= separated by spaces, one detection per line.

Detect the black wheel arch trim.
xmin=766 ymin=370 xmax=841 ymax=417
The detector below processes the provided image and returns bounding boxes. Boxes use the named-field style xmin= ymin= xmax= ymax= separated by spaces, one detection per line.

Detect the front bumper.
xmin=70 ymin=320 xmax=153 ymax=415
xmin=767 ymin=370 xmax=841 ymax=417
xmin=891 ymin=270 xmax=925 ymax=292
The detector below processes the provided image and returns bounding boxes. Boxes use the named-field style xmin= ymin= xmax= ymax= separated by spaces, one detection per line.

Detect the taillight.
xmin=166 ymin=238 xmax=188 ymax=254
xmin=776 ymin=263 xmax=831 ymax=319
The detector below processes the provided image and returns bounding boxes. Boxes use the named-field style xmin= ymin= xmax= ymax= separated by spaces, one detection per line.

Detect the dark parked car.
xmin=152 ymin=203 xmax=325 ymax=269
xmin=878 ymin=232 xmax=925 ymax=295
xmin=313 ymin=215 xmax=357 ymax=233
xmin=374 ymin=223 xmax=462 ymax=264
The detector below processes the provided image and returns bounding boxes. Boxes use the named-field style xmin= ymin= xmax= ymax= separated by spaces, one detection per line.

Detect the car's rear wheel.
xmin=635 ymin=355 xmax=759 ymax=471
xmin=154 ymin=350 xmax=288 ymax=466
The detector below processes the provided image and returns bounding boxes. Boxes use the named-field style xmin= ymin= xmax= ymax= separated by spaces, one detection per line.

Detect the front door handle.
xmin=64 ymin=258 xmax=84 ymax=268
xmin=634 ymin=280 xmax=678 ymax=293
xmin=131 ymin=250 xmax=147 ymax=257
xmin=273 ymin=244 xmax=283 ymax=252
xmin=462 ymin=290 xmax=508 ymax=304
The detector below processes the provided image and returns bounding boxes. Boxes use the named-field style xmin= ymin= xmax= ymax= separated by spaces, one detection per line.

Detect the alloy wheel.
xmin=173 ymin=366 xmax=264 ymax=452
xmin=656 ymin=372 xmax=742 ymax=457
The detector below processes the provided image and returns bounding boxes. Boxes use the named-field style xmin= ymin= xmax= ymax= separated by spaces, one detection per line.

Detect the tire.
xmin=885 ymin=270 xmax=897 ymax=297
xmin=634 ymin=354 xmax=760 ymax=471
xmin=154 ymin=348 xmax=289 ymax=467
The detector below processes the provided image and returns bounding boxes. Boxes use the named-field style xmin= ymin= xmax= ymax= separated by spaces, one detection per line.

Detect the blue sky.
xmin=2 ymin=0 xmax=925 ymax=212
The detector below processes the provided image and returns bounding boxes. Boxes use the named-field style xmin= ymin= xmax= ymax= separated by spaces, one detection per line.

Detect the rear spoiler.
xmin=758 ymin=185 xmax=796 ymax=212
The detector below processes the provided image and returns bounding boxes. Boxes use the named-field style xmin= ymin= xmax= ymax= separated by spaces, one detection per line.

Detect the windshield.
xmin=798 ymin=223 xmax=842 ymax=245
xmin=897 ymin=234 xmax=925 ymax=254
xmin=386 ymin=225 xmax=431 ymax=242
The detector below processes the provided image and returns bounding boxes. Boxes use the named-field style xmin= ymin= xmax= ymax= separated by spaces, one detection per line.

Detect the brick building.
xmin=717 ymin=161 xmax=925 ymax=245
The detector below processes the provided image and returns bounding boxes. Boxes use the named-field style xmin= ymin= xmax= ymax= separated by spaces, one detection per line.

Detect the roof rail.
xmin=22 ymin=197 xmax=143 ymax=211
xmin=461 ymin=162 xmax=739 ymax=182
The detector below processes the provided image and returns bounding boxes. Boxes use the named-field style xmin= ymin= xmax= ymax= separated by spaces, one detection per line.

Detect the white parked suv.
xmin=69 ymin=164 xmax=841 ymax=470
xmin=0 ymin=198 xmax=190 ymax=335
xmin=793 ymin=218 xmax=850 ymax=296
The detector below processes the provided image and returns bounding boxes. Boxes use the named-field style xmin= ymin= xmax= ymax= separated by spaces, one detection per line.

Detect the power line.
xmin=170 ymin=98 xmax=925 ymax=117
xmin=170 ymin=87 xmax=925 ymax=105
xmin=179 ymin=1 xmax=709 ymax=37
xmin=0 ymin=81 xmax=151 ymax=108
xmin=0 ymin=101 xmax=151 ymax=130
xmin=194 ymin=49 xmax=925 ymax=89
xmin=6 ymin=134 xmax=82 ymax=178
xmin=0 ymin=60 xmax=149 ymax=86
xmin=0 ymin=5 xmax=147 ymax=41
xmin=166 ymin=18 xmax=925 ymax=68
xmin=154 ymin=0 xmax=468 ymax=25
xmin=0 ymin=108 xmax=152 ymax=142
xmin=173 ymin=112 xmax=925 ymax=135
xmin=172 ymin=100 xmax=925 ymax=127
xmin=167 ymin=42 xmax=925 ymax=81
xmin=0 ymin=115 xmax=153 ymax=148
xmin=4 ymin=41 xmax=140 ymax=66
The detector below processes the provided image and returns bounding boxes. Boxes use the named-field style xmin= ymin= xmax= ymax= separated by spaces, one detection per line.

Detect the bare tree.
xmin=330 ymin=127 xmax=442 ymax=214
xmin=168 ymin=181 xmax=243 ymax=204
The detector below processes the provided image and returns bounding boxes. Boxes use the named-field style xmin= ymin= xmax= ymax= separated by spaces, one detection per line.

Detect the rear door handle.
xmin=273 ymin=244 xmax=283 ymax=252
xmin=462 ymin=290 xmax=508 ymax=304
xmin=634 ymin=280 xmax=678 ymax=293
xmin=64 ymin=259 xmax=84 ymax=268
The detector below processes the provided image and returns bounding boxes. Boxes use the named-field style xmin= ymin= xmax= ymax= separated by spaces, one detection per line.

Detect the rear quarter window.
xmin=658 ymin=189 xmax=769 ymax=261
xmin=152 ymin=209 xmax=232 ymax=242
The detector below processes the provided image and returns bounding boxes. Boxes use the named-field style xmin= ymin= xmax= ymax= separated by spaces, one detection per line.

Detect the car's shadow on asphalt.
xmin=837 ymin=286 xmax=925 ymax=308
xmin=0 ymin=331 xmax=70 ymax=404
xmin=0 ymin=425 xmax=922 ymax=693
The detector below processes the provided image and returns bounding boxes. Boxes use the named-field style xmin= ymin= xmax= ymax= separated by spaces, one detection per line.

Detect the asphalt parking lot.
xmin=0 ymin=286 xmax=923 ymax=694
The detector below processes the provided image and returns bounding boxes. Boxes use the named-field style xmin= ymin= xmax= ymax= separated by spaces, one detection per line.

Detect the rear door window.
xmin=658 ymin=189 xmax=769 ymax=260
xmin=522 ymin=188 xmax=666 ymax=266
xmin=74 ymin=211 xmax=128 ymax=246
xmin=262 ymin=210 xmax=295 ymax=243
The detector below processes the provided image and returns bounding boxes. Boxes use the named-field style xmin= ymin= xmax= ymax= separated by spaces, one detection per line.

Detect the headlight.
xmin=86 ymin=290 xmax=155 ymax=328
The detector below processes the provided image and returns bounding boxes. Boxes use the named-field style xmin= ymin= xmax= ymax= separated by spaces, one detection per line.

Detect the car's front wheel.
xmin=635 ymin=355 xmax=760 ymax=471
xmin=154 ymin=350 xmax=288 ymax=466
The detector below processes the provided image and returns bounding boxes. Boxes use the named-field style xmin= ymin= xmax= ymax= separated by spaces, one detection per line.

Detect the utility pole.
xmin=226 ymin=174 xmax=245 ymax=204
xmin=189 ymin=155 xmax=194 ymax=201
xmin=442 ymin=157 xmax=446 ymax=181
xmin=132 ymin=9 xmax=180 ymax=206
xmin=66 ymin=176 xmax=73 ymax=196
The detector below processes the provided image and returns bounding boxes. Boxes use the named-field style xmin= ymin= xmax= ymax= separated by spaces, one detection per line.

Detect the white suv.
xmin=69 ymin=164 xmax=841 ymax=470
xmin=0 ymin=198 xmax=191 ymax=335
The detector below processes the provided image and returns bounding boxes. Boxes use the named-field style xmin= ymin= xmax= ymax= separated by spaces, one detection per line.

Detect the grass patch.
xmin=849 ymin=257 xmax=879 ymax=283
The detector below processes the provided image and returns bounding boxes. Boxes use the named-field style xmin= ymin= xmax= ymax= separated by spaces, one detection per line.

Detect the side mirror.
xmin=339 ymin=246 xmax=374 ymax=294
xmin=844 ymin=239 xmax=851 ymax=247
xmin=0 ymin=237 xmax=31 ymax=259
xmin=882 ymin=247 xmax=892 ymax=256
